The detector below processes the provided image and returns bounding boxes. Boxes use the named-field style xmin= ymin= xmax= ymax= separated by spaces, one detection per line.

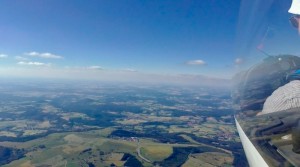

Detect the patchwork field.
xmin=182 ymin=152 xmax=233 ymax=167
xmin=0 ymin=129 xmax=186 ymax=167
xmin=0 ymin=83 xmax=246 ymax=166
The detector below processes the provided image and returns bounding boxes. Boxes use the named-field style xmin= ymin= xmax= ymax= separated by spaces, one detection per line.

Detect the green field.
xmin=182 ymin=152 xmax=233 ymax=167
xmin=1 ymin=129 xmax=207 ymax=167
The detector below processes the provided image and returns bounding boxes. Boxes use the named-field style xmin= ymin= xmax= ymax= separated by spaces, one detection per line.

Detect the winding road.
xmin=136 ymin=141 xmax=151 ymax=163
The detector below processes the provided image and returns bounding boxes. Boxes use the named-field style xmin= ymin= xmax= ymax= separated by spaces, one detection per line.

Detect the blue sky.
xmin=0 ymin=0 xmax=299 ymax=83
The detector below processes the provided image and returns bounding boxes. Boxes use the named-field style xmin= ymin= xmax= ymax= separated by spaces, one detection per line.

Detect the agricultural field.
xmin=0 ymin=82 xmax=247 ymax=166
xmin=182 ymin=152 xmax=233 ymax=167
xmin=1 ymin=129 xmax=229 ymax=167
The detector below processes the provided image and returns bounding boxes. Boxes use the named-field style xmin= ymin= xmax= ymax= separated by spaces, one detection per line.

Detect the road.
xmin=136 ymin=141 xmax=151 ymax=163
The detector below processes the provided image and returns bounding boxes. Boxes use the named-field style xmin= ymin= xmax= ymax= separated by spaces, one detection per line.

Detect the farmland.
xmin=0 ymin=81 xmax=247 ymax=166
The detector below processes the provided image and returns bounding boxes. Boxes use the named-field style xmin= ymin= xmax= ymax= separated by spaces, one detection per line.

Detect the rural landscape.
xmin=0 ymin=80 xmax=247 ymax=167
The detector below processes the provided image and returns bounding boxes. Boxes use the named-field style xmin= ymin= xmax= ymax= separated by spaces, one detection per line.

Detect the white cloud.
xmin=0 ymin=54 xmax=8 ymax=58
xmin=235 ymin=58 xmax=243 ymax=65
xmin=122 ymin=68 xmax=137 ymax=72
xmin=25 ymin=51 xmax=63 ymax=59
xmin=26 ymin=51 xmax=39 ymax=56
xmin=17 ymin=61 xmax=51 ymax=66
xmin=87 ymin=66 xmax=103 ymax=70
xmin=15 ymin=56 xmax=29 ymax=61
xmin=186 ymin=60 xmax=206 ymax=65
xmin=63 ymin=66 xmax=104 ymax=70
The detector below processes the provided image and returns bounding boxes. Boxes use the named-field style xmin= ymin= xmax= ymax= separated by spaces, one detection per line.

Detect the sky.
xmin=0 ymin=0 xmax=299 ymax=84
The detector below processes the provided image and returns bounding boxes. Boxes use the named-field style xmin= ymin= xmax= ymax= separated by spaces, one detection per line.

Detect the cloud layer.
xmin=87 ymin=66 xmax=103 ymax=70
xmin=25 ymin=52 xmax=63 ymax=59
xmin=17 ymin=61 xmax=50 ymax=66
xmin=186 ymin=60 xmax=206 ymax=65
xmin=122 ymin=68 xmax=137 ymax=72
xmin=0 ymin=67 xmax=229 ymax=88
xmin=15 ymin=56 xmax=28 ymax=61
xmin=0 ymin=54 xmax=8 ymax=58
